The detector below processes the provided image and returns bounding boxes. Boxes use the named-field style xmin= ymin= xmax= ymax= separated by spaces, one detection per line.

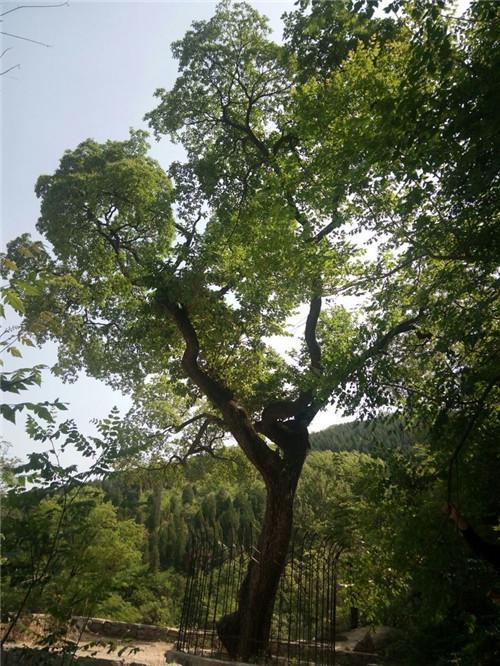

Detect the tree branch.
xmin=0 ymin=31 xmax=51 ymax=47
xmin=0 ymin=2 xmax=69 ymax=18
xmin=308 ymin=314 xmax=424 ymax=423
xmin=313 ymin=213 xmax=342 ymax=242
xmin=305 ymin=294 xmax=322 ymax=374
xmin=447 ymin=376 xmax=499 ymax=502
xmin=259 ymin=391 xmax=313 ymax=430
xmin=174 ymin=412 xmax=225 ymax=433
xmin=220 ymin=105 xmax=270 ymax=161
xmin=159 ymin=298 xmax=278 ymax=479
xmin=365 ymin=316 xmax=420 ymax=358
xmin=254 ymin=282 xmax=325 ymax=438
xmin=0 ymin=63 xmax=20 ymax=76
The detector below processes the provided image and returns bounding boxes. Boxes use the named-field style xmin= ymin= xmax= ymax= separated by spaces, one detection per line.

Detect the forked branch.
xmin=257 ymin=292 xmax=324 ymax=437
xmin=160 ymin=298 xmax=278 ymax=479
xmin=305 ymin=293 xmax=322 ymax=374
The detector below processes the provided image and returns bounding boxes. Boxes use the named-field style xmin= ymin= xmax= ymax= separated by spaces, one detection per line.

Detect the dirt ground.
xmin=2 ymin=619 xmax=394 ymax=664
xmin=72 ymin=632 xmax=174 ymax=664
xmin=2 ymin=635 xmax=174 ymax=665
xmin=1 ymin=620 xmax=175 ymax=665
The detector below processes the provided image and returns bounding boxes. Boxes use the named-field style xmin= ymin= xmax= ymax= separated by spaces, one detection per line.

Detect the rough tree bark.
xmin=161 ymin=291 xmax=416 ymax=660
xmin=217 ymin=430 xmax=309 ymax=659
xmin=161 ymin=296 xmax=317 ymax=660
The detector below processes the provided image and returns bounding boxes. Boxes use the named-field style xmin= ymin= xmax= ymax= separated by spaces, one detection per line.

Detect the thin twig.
xmin=0 ymin=31 xmax=51 ymax=47
xmin=0 ymin=63 xmax=20 ymax=76
xmin=0 ymin=2 xmax=69 ymax=18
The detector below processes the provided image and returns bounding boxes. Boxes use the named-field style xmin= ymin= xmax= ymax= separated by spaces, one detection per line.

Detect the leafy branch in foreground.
xmin=0 ymin=402 xmax=139 ymax=647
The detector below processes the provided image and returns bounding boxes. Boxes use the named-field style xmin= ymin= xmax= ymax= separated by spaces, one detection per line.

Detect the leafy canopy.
xmin=1 ymin=0 xmax=498 ymax=463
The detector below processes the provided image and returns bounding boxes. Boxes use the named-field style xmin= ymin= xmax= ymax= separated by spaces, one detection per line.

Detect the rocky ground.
xmin=1 ymin=617 xmax=173 ymax=665
xmin=73 ymin=633 xmax=173 ymax=665
xmin=2 ymin=617 xmax=394 ymax=665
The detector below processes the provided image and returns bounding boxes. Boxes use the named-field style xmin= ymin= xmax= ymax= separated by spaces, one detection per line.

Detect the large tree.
xmin=2 ymin=0 xmax=498 ymax=658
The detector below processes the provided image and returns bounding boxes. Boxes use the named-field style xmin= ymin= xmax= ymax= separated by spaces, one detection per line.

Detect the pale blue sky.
xmin=2 ymin=1 xmax=350 ymax=467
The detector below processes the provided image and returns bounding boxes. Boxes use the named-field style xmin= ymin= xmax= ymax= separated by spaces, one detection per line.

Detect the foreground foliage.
xmin=2 ymin=417 xmax=499 ymax=663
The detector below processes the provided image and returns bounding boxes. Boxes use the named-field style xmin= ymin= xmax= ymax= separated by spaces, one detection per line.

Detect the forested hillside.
xmin=3 ymin=415 xmax=499 ymax=663
xmin=310 ymin=416 xmax=416 ymax=454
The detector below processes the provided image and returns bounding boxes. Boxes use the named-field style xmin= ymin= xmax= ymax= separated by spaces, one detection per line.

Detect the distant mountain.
xmin=310 ymin=416 xmax=417 ymax=455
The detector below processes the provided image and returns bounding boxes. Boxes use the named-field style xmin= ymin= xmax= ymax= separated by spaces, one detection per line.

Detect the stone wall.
xmin=71 ymin=617 xmax=178 ymax=643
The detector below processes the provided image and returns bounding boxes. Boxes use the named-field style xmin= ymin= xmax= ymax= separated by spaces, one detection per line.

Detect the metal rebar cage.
xmin=177 ymin=530 xmax=342 ymax=664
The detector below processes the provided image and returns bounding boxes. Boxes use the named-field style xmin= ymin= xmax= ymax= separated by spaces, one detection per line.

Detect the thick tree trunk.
xmin=217 ymin=437 xmax=308 ymax=661
xmin=165 ymin=301 xmax=314 ymax=660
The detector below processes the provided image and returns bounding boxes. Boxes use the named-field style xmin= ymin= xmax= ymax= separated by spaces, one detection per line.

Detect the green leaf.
xmin=3 ymin=290 xmax=25 ymax=314
xmin=32 ymin=404 xmax=54 ymax=423
xmin=16 ymin=280 xmax=41 ymax=297
xmin=1 ymin=404 xmax=17 ymax=424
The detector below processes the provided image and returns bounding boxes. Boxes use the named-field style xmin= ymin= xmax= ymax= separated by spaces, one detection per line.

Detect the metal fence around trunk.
xmin=177 ymin=531 xmax=342 ymax=664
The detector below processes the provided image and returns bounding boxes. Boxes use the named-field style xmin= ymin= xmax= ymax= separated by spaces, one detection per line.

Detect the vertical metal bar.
xmin=320 ymin=538 xmax=328 ymax=666
xmin=183 ymin=536 xmax=196 ymax=654
xmin=184 ymin=536 xmax=200 ymax=654
xmin=178 ymin=530 xmax=342 ymax=666
xmin=210 ymin=538 xmax=225 ymax=654
xmin=275 ymin=558 xmax=284 ymax=663
xmin=333 ymin=561 xmax=337 ymax=666
xmin=178 ymin=539 xmax=189 ymax=651
xmin=287 ymin=534 xmax=295 ymax=664
xmin=307 ymin=533 xmax=314 ymax=659
xmin=192 ymin=535 xmax=204 ymax=655
xmin=306 ymin=534 xmax=315 ymax=661
xmin=326 ymin=543 xmax=334 ymax=666
xmin=195 ymin=528 xmax=211 ymax=655
xmin=214 ymin=542 xmax=227 ymax=655
xmin=314 ymin=540 xmax=320 ymax=666
xmin=220 ymin=540 xmax=232 ymax=628
xmin=201 ymin=530 xmax=217 ymax=654
xmin=221 ymin=539 xmax=237 ymax=655
xmin=297 ymin=532 xmax=306 ymax=665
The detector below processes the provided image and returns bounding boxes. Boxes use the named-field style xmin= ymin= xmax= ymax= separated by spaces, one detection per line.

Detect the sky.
xmin=1 ymin=0 xmax=349 ymax=467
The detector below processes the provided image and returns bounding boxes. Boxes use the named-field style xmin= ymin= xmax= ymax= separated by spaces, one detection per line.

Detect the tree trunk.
xmin=165 ymin=302 xmax=314 ymax=660
xmin=217 ymin=436 xmax=308 ymax=661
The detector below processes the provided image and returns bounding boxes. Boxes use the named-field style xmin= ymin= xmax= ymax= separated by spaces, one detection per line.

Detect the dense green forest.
xmin=1 ymin=0 xmax=499 ymax=663
xmin=2 ymin=417 xmax=499 ymax=664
